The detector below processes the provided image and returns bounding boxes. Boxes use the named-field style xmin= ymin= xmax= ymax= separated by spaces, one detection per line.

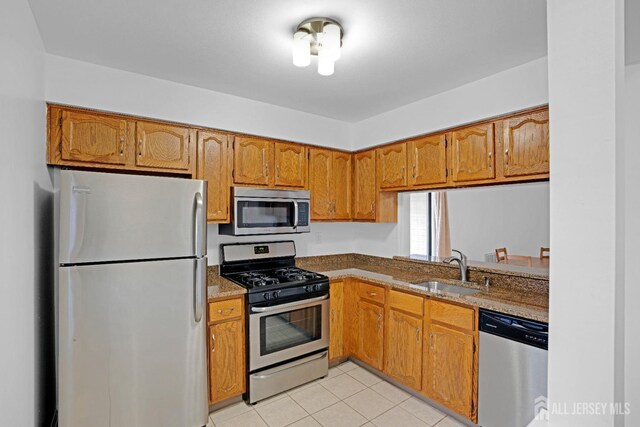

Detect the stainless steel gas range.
xmin=220 ymin=241 xmax=329 ymax=404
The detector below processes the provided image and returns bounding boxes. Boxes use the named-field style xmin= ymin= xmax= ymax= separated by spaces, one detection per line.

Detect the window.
xmin=409 ymin=192 xmax=431 ymax=257
xmin=410 ymin=191 xmax=450 ymax=258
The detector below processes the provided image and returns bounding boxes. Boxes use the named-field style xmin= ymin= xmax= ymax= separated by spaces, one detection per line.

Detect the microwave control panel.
xmin=297 ymin=202 xmax=309 ymax=227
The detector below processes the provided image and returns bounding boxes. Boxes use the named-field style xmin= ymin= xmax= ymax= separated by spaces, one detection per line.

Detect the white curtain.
xmin=432 ymin=191 xmax=451 ymax=258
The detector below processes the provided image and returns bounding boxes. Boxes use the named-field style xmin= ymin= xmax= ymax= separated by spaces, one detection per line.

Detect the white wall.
xmin=624 ymin=63 xmax=640 ymax=427
xmin=45 ymin=55 xmax=351 ymax=150
xmin=545 ymin=0 xmax=624 ymax=425
xmin=447 ymin=182 xmax=550 ymax=261
xmin=352 ymin=57 xmax=549 ymax=149
xmin=207 ymin=222 xmax=357 ymax=265
xmin=0 ymin=0 xmax=54 ymax=426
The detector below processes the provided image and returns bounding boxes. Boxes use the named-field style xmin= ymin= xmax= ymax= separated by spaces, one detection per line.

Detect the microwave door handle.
xmin=292 ymin=199 xmax=299 ymax=228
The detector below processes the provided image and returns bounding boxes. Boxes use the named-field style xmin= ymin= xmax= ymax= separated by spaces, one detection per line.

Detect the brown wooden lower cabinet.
xmin=337 ymin=280 xmax=478 ymax=423
xmin=384 ymin=290 xmax=423 ymax=391
xmin=422 ymin=300 xmax=478 ymax=421
xmin=208 ymin=297 xmax=246 ymax=405
xmin=329 ymin=280 xmax=345 ymax=361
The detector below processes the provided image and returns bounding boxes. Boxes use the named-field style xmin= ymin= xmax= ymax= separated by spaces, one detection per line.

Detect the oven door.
xmin=249 ymin=294 xmax=329 ymax=371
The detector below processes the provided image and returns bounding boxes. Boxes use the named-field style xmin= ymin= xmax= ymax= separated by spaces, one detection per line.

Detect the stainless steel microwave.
xmin=219 ymin=187 xmax=311 ymax=236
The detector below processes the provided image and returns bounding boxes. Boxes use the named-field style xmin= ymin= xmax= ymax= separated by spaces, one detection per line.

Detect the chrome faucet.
xmin=443 ymin=249 xmax=468 ymax=282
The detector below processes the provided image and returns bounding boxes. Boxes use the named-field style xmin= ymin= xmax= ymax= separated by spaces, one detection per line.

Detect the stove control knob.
xmin=263 ymin=292 xmax=271 ymax=300
xmin=272 ymin=291 xmax=279 ymax=299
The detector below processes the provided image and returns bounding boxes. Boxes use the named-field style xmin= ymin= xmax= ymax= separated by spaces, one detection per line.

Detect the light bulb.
xmin=323 ymin=23 xmax=341 ymax=61
xmin=292 ymin=30 xmax=310 ymax=67
xmin=317 ymin=46 xmax=334 ymax=76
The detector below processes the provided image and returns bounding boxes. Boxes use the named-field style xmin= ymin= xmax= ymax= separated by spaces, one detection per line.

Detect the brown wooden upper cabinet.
xmin=135 ymin=121 xmax=194 ymax=172
xmin=408 ymin=134 xmax=448 ymax=187
xmin=197 ymin=131 xmax=230 ymax=223
xmin=58 ymin=109 xmax=131 ymax=166
xmin=274 ymin=142 xmax=308 ymax=188
xmin=233 ymin=137 xmax=307 ymax=189
xmin=502 ymin=109 xmax=550 ymax=178
xmin=233 ymin=136 xmax=274 ymax=186
xmin=377 ymin=143 xmax=408 ymax=189
xmin=451 ymin=123 xmax=495 ymax=183
xmin=48 ymin=106 xmax=195 ymax=175
xmin=352 ymin=150 xmax=377 ymax=220
xmin=309 ymin=148 xmax=351 ymax=220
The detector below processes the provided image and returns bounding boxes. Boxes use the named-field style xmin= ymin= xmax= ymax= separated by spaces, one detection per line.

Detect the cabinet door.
xmin=352 ymin=151 xmax=376 ymax=220
xmin=274 ymin=142 xmax=307 ymax=188
xmin=209 ymin=319 xmax=246 ymax=404
xmin=309 ymin=148 xmax=333 ymax=220
xmin=451 ymin=123 xmax=495 ymax=182
xmin=356 ymin=299 xmax=384 ymax=370
xmin=384 ymin=308 xmax=423 ymax=390
xmin=60 ymin=110 xmax=130 ymax=165
xmin=503 ymin=110 xmax=550 ymax=177
xmin=332 ymin=152 xmax=352 ymax=220
xmin=198 ymin=131 xmax=230 ymax=223
xmin=377 ymin=143 xmax=408 ymax=189
xmin=409 ymin=134 xmax=448 ymax=187
xmin=423 ymin=323 xmax=474 ymax=419
xmin=233 ymin=136 xmax=274 ymax=186
xmin=329 ymin=280 xmax=344 ymax=361
xmin=135 ymin=122 xmax=192 ymax=171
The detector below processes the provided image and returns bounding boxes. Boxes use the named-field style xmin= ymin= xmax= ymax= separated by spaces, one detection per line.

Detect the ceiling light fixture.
xmin=292 ymin=18 xmax=343 ymax=76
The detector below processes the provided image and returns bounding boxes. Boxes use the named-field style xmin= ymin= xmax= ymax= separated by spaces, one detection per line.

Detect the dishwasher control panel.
xmin=479 ymin=309 xmax=548 ymax=350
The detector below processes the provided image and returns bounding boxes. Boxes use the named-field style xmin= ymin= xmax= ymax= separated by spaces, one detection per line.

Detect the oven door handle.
xmin=250 ymin=294 xmax=328 ymax=313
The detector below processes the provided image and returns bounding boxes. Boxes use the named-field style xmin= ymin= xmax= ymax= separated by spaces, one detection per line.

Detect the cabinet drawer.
xmin=209 ymin=298 xmax=243 ymax=323
xmin=388 ymin=290 xmax=423 ymax=317
xmin=357 ymin=282 xmax=385 ymax=304
xmin=429 ymin=300 xmax=475 ymax=331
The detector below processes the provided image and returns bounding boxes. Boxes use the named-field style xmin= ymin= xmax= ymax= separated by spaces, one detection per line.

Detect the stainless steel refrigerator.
xmin=55 ymin=170 xmax=208 ymax=427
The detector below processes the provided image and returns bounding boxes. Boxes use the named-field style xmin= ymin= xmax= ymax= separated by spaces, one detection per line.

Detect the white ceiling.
xmin=28 ymin=0 xmax=548 ymax=122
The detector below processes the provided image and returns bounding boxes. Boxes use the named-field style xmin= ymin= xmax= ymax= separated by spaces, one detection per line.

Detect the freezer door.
xmin=58 ymin=170 xmax=207 ymax=264
xmin=58 ymin=258 xmax=208 ymax=427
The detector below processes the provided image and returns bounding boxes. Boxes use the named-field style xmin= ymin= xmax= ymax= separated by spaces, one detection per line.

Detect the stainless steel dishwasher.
xmin=478 ymin=309 xmax=548 ymax=427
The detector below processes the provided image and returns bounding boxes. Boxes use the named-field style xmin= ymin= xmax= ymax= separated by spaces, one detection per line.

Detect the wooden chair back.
xmin=540 ymin=247 xmax=550 ymax=259
xmin=495 ymin=247 xmax=533 ymax=267
xmin=495 ymin=248 xmax=508 ymax=263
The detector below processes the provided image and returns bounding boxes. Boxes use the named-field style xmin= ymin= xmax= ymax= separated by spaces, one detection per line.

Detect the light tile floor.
xmin=208 ymin=362 xmax=471 ymax=427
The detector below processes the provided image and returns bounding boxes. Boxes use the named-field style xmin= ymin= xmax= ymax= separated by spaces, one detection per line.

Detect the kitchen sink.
xmin=410 ymin=281 xmax=481 ymax=296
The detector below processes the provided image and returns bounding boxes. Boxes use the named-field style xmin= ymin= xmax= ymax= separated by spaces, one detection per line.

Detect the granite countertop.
xmin=394 ymin=255 xmax=549 ymax=280
xmin=315 ymin=266 xmax=549 ymax=323
xmin=207 ymin=275 xmax=246 ymax=300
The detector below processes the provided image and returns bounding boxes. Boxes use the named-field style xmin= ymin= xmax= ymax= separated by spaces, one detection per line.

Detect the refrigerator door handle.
xmin=194 ymin=258 xmax=205 ymax=323
xmin=194 ymin=192 xmax=205 ymax=258
xmin=68 ymin=185 xmax=90 ymax=261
